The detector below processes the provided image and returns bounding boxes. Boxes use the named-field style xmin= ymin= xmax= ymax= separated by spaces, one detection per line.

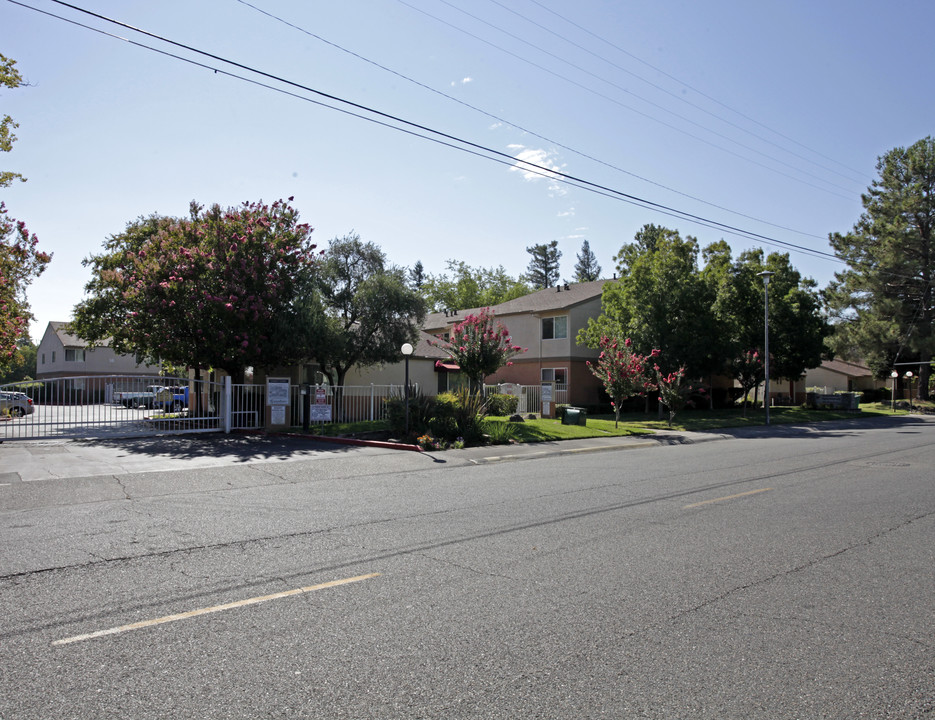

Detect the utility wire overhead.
xmin=481 ymin=0 xmax=867 ymax=186
xmin=11 ymin=0 xmax=845 ymax=267
xmin=525 ymin=0 xmax=870 ymax=181
xmin=233 ymin=0 xmax=826 ymax=243
xmin=396 ymin=0 xmax=858 ymax=199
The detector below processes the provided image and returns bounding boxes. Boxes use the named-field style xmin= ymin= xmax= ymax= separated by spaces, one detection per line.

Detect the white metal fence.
xmin=1 ymin=377 xmax=559 ymax=441
xmin=0 ymin=375 xmax=222 ymax=441
xmin=484 ymin=383 xmax=569 ymax=414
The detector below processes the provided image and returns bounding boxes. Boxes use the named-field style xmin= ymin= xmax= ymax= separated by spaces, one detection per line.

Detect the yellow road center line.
xmin=684 ymin=488 xmax=773 ymax=509
xmin=53 ymin=572 xmax=380 ymax=646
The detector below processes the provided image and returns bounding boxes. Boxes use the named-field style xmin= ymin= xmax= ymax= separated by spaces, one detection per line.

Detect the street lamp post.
xmin=905 ymin=371 xmax=914 ymax=412
xmin=401 ymin=342 xmax=414 ymax=435
xmin=891 ymin=370 xmax=899 ymax=412
xmin=756 ymin=271 xmax=775 ymax=425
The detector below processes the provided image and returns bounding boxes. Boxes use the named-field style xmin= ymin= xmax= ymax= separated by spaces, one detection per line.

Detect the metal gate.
xmin=0 ymin=375 xmax=223 ymax=441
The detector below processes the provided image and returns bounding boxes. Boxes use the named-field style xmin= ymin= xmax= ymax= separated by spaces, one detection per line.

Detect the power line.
xmin=525 ymin=0 xmax=870 ymax=181
xmin=395 ymin=0 xmax=858 ymax=199
xmin=10 ymin=0 xmax=845 ymax=266
xmin=481 ymin=0 xmax=867 ymax=186
xmin=232 ymin=0 xmax=828 ymax=243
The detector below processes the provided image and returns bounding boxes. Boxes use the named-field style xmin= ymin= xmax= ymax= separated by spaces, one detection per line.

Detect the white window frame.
xmin=541 ymin=367 xmax=568 ymax=385
xmin=541 ymin=315 xmax=568 ymax=340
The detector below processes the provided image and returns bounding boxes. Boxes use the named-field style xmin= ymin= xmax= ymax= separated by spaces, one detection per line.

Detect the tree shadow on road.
xmin=69 ymin=432 xmax=366 ymax=463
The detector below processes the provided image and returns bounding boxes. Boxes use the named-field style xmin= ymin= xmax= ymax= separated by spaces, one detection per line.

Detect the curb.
xmin=275 ymin=431 xmax=424 ymax=453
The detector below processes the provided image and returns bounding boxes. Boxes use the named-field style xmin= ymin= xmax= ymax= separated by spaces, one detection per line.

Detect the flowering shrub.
xmin=416 ymin=434 xmax=445 ymax=451
xmin=586 ymin=335 xmax=658 ymax=427
xmin=430 ymin=308 xmax=525 ymax=391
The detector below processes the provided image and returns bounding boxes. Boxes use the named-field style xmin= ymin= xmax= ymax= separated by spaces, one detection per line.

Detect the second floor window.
xmin=542 ymin=316 xmax=567 ymax=340
xmin=64 ymin=349 xmax=86 ymax=362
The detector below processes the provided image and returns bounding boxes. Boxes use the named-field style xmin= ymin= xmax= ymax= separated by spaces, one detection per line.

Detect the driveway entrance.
xmin=1 ymin=375 xmax=223 ymax=441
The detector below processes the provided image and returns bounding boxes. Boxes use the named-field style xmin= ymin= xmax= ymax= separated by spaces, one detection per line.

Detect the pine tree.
xmin=573 ymin=239 xmax=602 ymax=282
xmin=827 ymin=136 xmax=935 ymax=399
xmin=525 ymin=241 xmax=561 ymax=288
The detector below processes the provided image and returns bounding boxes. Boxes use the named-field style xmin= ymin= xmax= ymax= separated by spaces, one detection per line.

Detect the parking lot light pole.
xmin=756 ymin=271 xmax=774 ymax=425
xmin=905 ymin=371 xmax=914 ymax=412
xmin=401 ymin=343 xmax=414 ymax=435
xmin=891 ymin=370 xmax=899 ymax=412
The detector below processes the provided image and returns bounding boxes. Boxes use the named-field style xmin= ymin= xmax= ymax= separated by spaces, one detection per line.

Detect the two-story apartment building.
xmin=36 ymin=321 xmax=161 ymax=380
xmin=422 ymin=280 xmax=608 ymax=407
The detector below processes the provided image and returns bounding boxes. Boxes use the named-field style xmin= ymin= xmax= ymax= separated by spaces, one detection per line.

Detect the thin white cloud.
xmin=557 ymin=208 xmax=576 ymax=218
xmin=509 ymin=145 xmax=567 ymax=197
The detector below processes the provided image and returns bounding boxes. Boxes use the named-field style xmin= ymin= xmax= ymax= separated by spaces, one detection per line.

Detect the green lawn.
xmin=290 ymin=401 xmax=929 ymax=446
xmin=485 ymin=403 xmax=916 ymax=442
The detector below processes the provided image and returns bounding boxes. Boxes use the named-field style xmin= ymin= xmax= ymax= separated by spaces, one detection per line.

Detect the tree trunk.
xmin=919 ymin=357 xmax=931 ymax=401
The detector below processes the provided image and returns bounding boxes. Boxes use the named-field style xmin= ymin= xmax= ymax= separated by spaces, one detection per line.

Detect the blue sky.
xmin=3 ymin=0 xmax=934 ymax=340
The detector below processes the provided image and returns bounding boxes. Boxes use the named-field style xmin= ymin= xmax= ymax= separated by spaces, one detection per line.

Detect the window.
xmin=41 ymin=353 xmax=46 ymax=365
xmin=52 ymin=351 xmax=56 ymax=363
xmin=541 ymin=368 xmax=568 ymax=385
xmin=65 ymin=349 xmax=86 ymax=362
xmin=541 ymin=316 xmax=567 ymax=340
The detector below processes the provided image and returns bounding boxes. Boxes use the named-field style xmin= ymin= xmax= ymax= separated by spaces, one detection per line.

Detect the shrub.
xmin=484 ymin=393 xmax=519 ymax=416
xmin=861 ymin=387 xmax=889 ymax=403
xmin=483 ymin=419 xmax=516 ymax=445
xmin=386 ymin=387 xmax=436 ymax=438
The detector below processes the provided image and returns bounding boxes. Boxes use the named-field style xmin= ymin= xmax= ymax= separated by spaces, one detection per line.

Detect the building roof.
xmin=47 ymin=321 xmax=91 ymax=348
xmin=412 ymin=330 xmax=452 ymax=360
xmin=423 ymin=279 xmax=608 ymax=330
xmin=819 ymin=359 xmax=874 ymax=378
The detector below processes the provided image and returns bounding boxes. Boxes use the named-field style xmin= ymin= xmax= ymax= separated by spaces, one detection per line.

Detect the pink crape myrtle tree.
xmin=74 ymin=198 xmax=319 ymax=393
xmin=655 ymin=365 xmax=702 ymax=427
xmin=0 ymin=203 xmax=50 ymax=373
xmin=586 ymin=336 xmax=659 ymax=427
xmin=728 ymin=350 xmax=764 ymax=417
xmin=431 ymin=307 xmax=526 ymax=393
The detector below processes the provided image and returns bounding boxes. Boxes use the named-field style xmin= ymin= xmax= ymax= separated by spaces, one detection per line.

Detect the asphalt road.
xmin=1 ymin=417 xmax=933 ymax=719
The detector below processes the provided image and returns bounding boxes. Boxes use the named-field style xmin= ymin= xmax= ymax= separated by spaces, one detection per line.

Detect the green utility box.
xmin=562 ymin=407 xmax=587 ymax=426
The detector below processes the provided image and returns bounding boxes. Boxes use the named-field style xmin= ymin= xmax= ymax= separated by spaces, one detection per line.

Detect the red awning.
xmin=435 ymin=360 xmax=460 ymax=372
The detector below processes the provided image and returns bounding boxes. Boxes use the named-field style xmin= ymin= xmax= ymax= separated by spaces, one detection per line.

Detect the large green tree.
xmin=525 ymin=240 xmax=562 ymax=288
xmin=73 ymin=199 xmax=318 ymax=380
xmin=311 ymin=233 xmax=426 ymax=388
xmin=706 ymin=246 xmax=829 ymax=399
xmin=827 ymin=137 xmax=935 ymax=399
xmin=580 ymin=225 xmax=720 ymax=379
xmin=421 ymin=259 xmax=531 ymax=312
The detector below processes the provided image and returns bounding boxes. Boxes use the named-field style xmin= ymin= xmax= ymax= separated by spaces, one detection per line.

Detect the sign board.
xmin=315 ymin=386 xmax=327 ymax=404
xmin=541 ymin=383 xmax=553 ymax=402
xmin=267 ymin=377 xmax=290 ymax=406
xmin=310 ymin=404 xmax=332 ymax=422
xmin=270 ymin=405 xmax=286 ymax=425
